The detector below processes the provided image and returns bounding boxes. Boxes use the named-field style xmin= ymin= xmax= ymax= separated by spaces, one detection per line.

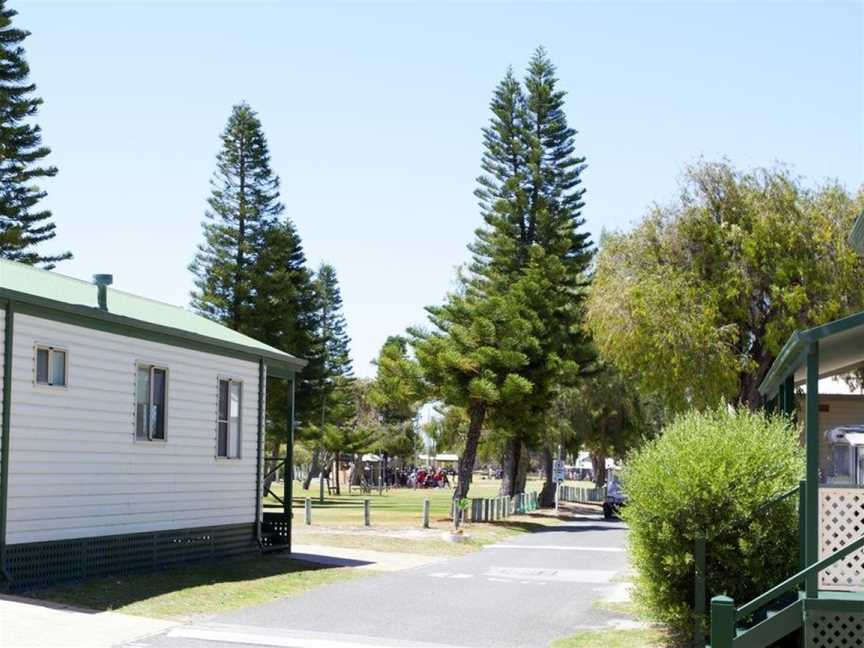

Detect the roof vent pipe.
xmin=93 ymin=274 xmax=113 ymax=310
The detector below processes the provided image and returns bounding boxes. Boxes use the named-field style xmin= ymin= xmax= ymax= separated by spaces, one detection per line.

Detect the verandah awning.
xmin=760 ymin=310 xmax=864 ymax=398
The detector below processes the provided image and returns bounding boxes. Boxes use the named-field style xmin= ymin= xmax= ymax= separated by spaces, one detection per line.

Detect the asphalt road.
xmin=127 ymin=512 xmax=631 ymax=648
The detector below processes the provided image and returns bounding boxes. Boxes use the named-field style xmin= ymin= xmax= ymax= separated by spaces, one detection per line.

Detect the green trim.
xmin=0 ymin=302 xmax=12 ymax=582
xmin=255 ymin=359 xmax=265 ymax=543
xmin=849 ymin=209 xmax=864 ymax=256
xmin=759 ymin=331 xmax=804 ymax=398
xmin=286 ymin=377 xmax=295 ymax=551
xmin=805 ymin=341 xmax=819 ymax=598
xmin=1 ymin=288 xmax=305 ymax=375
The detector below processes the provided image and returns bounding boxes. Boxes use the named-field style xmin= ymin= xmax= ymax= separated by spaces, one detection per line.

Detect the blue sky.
xmin=19 ymin=1 xmax=864 ymax=376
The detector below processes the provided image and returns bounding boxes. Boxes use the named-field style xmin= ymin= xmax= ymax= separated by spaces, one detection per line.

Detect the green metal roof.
xmin=759 ymin=310 xmax=864 ymax=398
xmin=0 ymin=259 xmax=305 ymax=372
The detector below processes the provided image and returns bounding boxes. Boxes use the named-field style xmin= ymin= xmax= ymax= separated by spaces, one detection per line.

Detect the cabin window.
xmin=136 ymin=365 xmax=167 ymax=441
xmin=35 ymin=346 xmax=67 ymax=387
xmin=217 ymin=378 xmax=242 ymax=458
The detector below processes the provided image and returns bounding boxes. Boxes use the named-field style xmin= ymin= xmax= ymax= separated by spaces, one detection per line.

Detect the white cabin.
xmin=0 ymin=260 xmax=304 ymax=590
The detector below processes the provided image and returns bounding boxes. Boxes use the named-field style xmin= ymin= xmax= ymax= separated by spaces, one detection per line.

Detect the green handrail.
xmin=736 ymin=531 xmax=864 ymax=619
xmin=750 ymin=484 xmax=799 ymax=518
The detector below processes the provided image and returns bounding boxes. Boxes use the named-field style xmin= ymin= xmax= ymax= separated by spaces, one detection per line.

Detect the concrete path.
xmin=131 ymin=512 xmax=632 ymax=648
xmin=288 ymin=544 xmax=447 ymax=572
xmin=0 ymin=594 xmax=177 ymax=648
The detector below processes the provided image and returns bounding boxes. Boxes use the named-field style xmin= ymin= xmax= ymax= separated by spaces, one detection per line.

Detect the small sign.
xmin=553 ymin=459 xmax=565 ymax=483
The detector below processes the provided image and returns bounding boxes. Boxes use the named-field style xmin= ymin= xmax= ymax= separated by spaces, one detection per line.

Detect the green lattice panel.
xmin=4 ymin=523 xmax=257 ymax=591
xmin=806 ymin=609 xmax=864 ymax=648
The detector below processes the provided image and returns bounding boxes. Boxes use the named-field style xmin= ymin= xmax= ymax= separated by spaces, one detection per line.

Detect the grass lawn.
xmin=31 ymin=555 xmax=366 ymax=621
xmin=274 ymin=476 xmax=582 ymax=555
xmin=269 ymin=476 xmax=589 ymax=527
xmin=550 ymin=628 xmax=668 ymax=648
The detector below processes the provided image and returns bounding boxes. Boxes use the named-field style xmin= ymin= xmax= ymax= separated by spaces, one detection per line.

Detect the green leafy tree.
xmin=548 ymin=367 xmax=658 ymax=491
xmin=190 ymin=102 xmax=283 ymax=330
xmin=587 ymin=161 xmax=864 ymax=412
xmin=369 ymin=336 xmax=425 ymax=459
xmin=0 ymin=1 xmax=69 ymax=267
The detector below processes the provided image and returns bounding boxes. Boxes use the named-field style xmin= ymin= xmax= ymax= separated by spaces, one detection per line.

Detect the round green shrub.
xmin=621 ymin=407 xmax=803 ymax=640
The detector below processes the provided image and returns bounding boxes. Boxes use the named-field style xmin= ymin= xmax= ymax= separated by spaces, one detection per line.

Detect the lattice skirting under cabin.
xmin=805 ymin=607 xmax=864 ymax=648
xmin=819 ymin=488 xmax=864 ymax=592
xmin=3 ymin=522 xmax=258 ymax=591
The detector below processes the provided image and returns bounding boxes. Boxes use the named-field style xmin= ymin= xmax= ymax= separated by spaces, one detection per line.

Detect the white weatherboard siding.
xmin=5 ymin=313 xmax=260 ymax=544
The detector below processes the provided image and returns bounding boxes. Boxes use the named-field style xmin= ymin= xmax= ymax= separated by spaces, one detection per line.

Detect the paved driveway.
xmin=128 ymin=512 xmax=631 ymax=648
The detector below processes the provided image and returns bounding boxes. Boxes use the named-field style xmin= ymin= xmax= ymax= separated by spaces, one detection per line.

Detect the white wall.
xmin=5 ymin=312 xmax=260 ymax=544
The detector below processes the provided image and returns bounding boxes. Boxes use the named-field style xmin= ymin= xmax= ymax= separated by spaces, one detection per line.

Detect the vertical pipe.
xmin=364 ymin=499 xmax=370 ymax=526
xmin=304 ymin=498 xmax=311 ymax=525
xmin=0 ymin=303 xmax=13 ymax=582
xmin=805 ymin=341 xmax=819 ymax=597
xmin=422 ymin=499 xmax=430 ymax=528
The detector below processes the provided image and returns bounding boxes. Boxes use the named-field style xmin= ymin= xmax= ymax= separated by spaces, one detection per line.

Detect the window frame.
xmin=33 ymin=344 xmax=68 ymax=389
xmin=134 ymin=362 xmax=169 ymax=443
xmin=215 ymin=376 xmax=242 ymax=460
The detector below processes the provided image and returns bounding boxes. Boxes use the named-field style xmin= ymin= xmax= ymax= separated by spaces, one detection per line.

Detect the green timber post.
xmin=255 ymin=359 xmax=265 ymax=543
xmin=710 ymin=595 xmax=735 ymax=648
xmin=799 ymin=479 xmax=807 ymax=573
xmin=805 ymin=341 xmax=819 ymax=598
xmin=286 ymin=376 xmax=295 ymax=550
xmin=0 ymin=303 xmax=12 ymax=582
xmin=694 ymin=535 xmax=706 ymax=648
xmin=783 ymin=374 xmax=795 ymax=417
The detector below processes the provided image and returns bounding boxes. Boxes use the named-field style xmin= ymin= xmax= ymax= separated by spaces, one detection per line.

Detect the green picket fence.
xmin=451 ymin=491 xmax=540 ymax=523
xmin=557 ymin=484 xmax=606 ymax=503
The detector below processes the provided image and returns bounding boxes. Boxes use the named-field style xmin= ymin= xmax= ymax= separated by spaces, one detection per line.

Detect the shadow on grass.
xmin=485 ymin=512 xmax=625 ymax=534
xmin=27 ymin=555 xmax=343 ymax=613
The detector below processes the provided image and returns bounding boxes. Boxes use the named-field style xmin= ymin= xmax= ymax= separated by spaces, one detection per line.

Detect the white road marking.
xmin=451 ymin=573 xmax=472 ymax=579
xmin=485 ymin=567 xmax=616 ymax=583
xmin=484 ymin=544 xmax=625 ymax=553
xmin=166 ymin=625 xmax=473 ymax=648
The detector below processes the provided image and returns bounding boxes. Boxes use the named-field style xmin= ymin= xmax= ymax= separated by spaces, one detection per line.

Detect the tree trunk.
xmin=303 ymin=447 xmax=321 ymax=490
xmin=591 ymin=452 xmax=607 ymax=489
xmin=515 ymin=443 xmax=529 ymax=494
xmin=739 ymin=352 xmax=775 ymax=411
xmin=539 ymin=446 xmax=556 ymax=507
xmin=499 ymin=436 xmax=521 ymax=497
xmin=335 ymin=453 xmax=341 ymax=495
xmin=454 ymin=401 xmax=487 ymax=500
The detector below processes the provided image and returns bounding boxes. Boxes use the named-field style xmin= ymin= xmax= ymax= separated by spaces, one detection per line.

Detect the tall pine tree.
xmin=301 ymin=262 xmax=353 ymax=489
xmin=190 ymin=103 xmax=283 ymax=330
xmin=0 ymin=1 xmax=69 ymax=267
xmin=249 ymin=219 xmax=323 ymax=450
xmin=414 ymin=48 xmax=595 ymax=502
xmin=473 ymin=47 xmax=595 ymax=500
